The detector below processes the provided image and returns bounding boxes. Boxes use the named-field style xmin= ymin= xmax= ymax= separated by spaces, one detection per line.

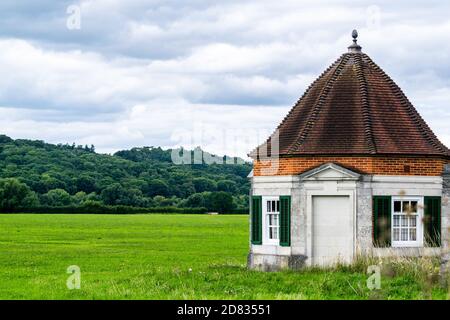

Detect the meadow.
xmin=0 ymin=214 xmax=448 ymax=299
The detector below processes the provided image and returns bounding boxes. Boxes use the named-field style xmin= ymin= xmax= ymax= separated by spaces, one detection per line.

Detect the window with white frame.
xmin=264 ymin=198 xmax=280 ymax=244
xmin=392 ymin=197 xmax=423 ymax=247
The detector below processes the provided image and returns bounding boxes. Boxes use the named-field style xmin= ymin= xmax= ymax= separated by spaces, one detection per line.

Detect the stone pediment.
xmin=298 ymin=163 xmax=360 ymax=181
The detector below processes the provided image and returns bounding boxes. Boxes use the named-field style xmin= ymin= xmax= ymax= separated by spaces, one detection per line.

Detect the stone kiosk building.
xmin=248 ymin=31 xmax=450 ymax=270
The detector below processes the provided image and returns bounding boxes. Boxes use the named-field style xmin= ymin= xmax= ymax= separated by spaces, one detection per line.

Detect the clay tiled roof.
xmin=250 ymin=46 xmax=450 ymax=159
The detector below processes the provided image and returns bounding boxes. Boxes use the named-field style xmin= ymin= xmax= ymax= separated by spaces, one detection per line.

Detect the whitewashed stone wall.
xmin=248 ymin=166 xmax=447 ymax=271
xmin=248 ymin=175 xmax=298 ymax=271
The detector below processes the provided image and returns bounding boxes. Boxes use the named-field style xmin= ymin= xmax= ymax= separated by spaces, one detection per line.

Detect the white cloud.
xmin=0 ymin=100 xmax=289 ymax=158
xmin=0 ymin=0 xmax=450 ymax=157
xmin=0 ymin=38 xmax=208 ymax=113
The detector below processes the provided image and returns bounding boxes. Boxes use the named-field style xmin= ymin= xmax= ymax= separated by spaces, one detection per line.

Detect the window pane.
xmin=411 ymin=201 xmax=418 ymax=213
xmin=393 ymin=228 xmax=399 ymax=241
xmin=402 ymin=201 xmax=411 ymax=213
xmin=401 ymin=216 xmax=408 ymax=227
xmin=268 ymin=214 xmax=279 ymax=226
xmin=393 ymin=215 xmax=400 ymax=227
xmin=410 ymin=228 xmax=417 ymax=241
xmin=267 ymin=201 xmax=271 ymax=213
xmin=276 ymin=200 xmax=279 ymax=212
xmin=401 ymin=229 xmax=408 ymax=241
xmin=409 ymin=216 xmax=416 ymax=227
xmin=394 ymin=201 xmax=401 ymax=212
xmin=269 ymin=227 xmax=278 ymax=240
xmin=272 ymin=201 xmax=275 ymax=212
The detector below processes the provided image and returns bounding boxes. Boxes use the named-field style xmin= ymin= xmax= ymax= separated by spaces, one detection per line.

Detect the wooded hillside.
xmin=0 ymin=135 xmax=252 ymax=213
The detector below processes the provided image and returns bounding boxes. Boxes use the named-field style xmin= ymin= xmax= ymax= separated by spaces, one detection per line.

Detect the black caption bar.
xmin=1 ymin=300 xmax=449 ymax=319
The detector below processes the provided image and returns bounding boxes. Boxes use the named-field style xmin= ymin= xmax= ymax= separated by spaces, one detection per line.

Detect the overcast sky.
xmin=1 ymin=0 xmax=449 ymax=158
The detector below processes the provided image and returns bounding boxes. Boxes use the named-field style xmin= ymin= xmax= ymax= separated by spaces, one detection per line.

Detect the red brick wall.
xmin=253 ymin=156 xmax=448 ymax=176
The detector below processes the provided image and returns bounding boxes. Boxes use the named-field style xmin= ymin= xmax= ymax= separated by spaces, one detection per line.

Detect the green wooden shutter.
xmin=279 ymin=196 xmax=291 ymax=247
xmin=424 ymin=197 xmax=441 ymax=247
xmin=251 ymin=196 xmax=262 ymax=245
xmin=373 ymin=196 xmax=391 ymax=247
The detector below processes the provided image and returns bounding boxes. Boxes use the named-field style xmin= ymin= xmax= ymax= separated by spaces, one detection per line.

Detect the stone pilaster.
xmin=440 ymin=164 xmax=450 ymax=286
xmin=356 ymin=175 xmax=373 ymax=256
xmin=247 ymin=176 xmax=253 ymax=269
xmin=291 ymin=182 xmax=306 ymax=257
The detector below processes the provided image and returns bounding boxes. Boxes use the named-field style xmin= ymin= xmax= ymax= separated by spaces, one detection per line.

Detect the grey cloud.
xmin=0 ymin=0 xmax=449 ymax=156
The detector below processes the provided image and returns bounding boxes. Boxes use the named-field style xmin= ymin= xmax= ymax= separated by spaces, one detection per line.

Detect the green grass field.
xmin=0 ymin=214 xmax=448 ymax=299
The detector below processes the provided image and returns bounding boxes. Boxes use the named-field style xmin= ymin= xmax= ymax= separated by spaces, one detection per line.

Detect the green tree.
xmin=177 ymin=182 xmax=196 ymax=198
xmin=0 ymin=135 xmax=13 ymax=144
xmin=233 ymin=194 xmax=249 ymax=210
xmin=0 ymin=178 xmax=39 ymax=210
xmin=101 ymin=184 xmax=148 ymax=206
xmin=75 ymin=175 xmax=97 ymax=193
xmin=153 ymin=196 xmax=181 ymax=207
xmin=144 ymin=179 xmax=169 ymax=197
xmin=43 ymin=189 xmax=72 ymax=206
xmin=193 ymin=178 xmax=216 ymax=193
xmin=217 ymin=180 xmax=238 ymax=194
xmin=72 ymin=191 xmax=87 ymax=205
xmin=101 ymin=183 xmax=126 ymax=205
xmin=40 ymin=174 xmax=66 ymax=193
xmin=185 ymin=193 xmax=206 ymax=208
xmin=206 ymin=192 xmax=234 ymax=213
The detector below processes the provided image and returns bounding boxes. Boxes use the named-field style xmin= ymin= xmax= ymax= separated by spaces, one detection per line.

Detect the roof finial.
xmin=348 ymin=29 xmax=362 ymax=53
xmin=352 ymin=29 xmax=358 ymax=42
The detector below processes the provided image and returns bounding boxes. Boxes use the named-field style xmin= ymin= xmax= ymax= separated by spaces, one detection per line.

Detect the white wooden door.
xmin=312 ymin=196 xmax=353 ymax=266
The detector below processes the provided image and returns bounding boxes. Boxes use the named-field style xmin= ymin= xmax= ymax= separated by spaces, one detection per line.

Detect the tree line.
xmin=0 ymin=135 xmax=252 ymax=213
